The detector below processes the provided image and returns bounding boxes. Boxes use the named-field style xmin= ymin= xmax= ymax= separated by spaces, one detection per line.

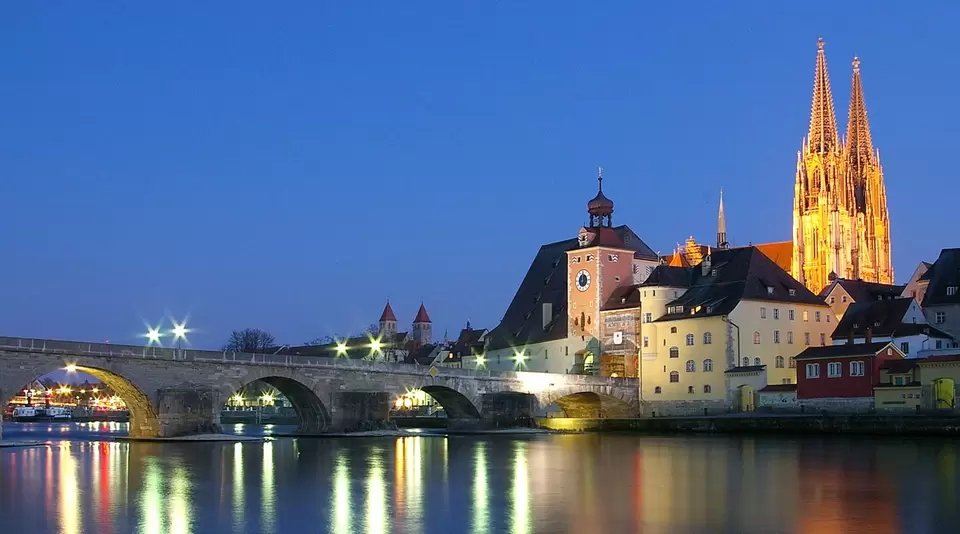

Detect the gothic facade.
xmin=792 ymin=39 xmax=893 ymax=295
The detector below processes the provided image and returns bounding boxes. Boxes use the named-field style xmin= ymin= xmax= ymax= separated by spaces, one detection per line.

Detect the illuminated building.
xmin=790 ymin=38 xmax=894 ymax=295
xmin=484 ymin=168 xmax=660 ymax=376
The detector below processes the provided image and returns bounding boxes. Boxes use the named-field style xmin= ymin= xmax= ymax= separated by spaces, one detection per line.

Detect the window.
xmin=893 ymin=376 xmax=905 ymax=386
xmin=830 ymin=296 xmax=835 ymax=304
xmin=669 ymin=347 xmax=679 ymax=358
xmin=670 ymin=326 xmax=678 ymax=333
xmin=754 ymin=357 xmax=762 ymax=366
xmin=805 ymin=363 xmax=820 ymax=378
xmin=742 ymin=357 xmax=750 ymax=366
xmin=644 ymin=312 xmax=652 ymax=323
xmin=686 ymin=360 xmax=696 ymax=372
xmin=669 ymin=371 xmax=679 ymax=383
xmin=787 ymin=331 xmax=794 ymax=344
xmin=804 ymin=332 xmax=811 ymax=346
xmin=850 ymin=361 xmax=865 ymax=377
xmin=703 ymin=332 xmax=712 ymax=345
xmin=815 ymin=311 xmax=821 ymax=322
xmin=789 ymin=289 xmax=796 ymax=296
xmin=826 ymin=314 xmax=831 ymax=323
xmin=704 ymin=385 xmax=712 ymax=393
xmin=643 ymin=336 xmax=649 ymax=348
xmin=654 ymin=386 xmax=662 ymax=394
xmin=774 ymin=308 xmax=780 ymax=320
xmin=688 ymin=385 xmax=694 ymax=394
xmin=936 ymin=312 xmax=946 ymax=324
xmin=753 ymin=331 xmax=761 ymax=344
xmin=789 ymin=356 xmax=797 ymax=368
xmin=774 ymin=330 xmax=781 ymax=344
xmin=936 ymin=340 xmax=943 ymax=349
xmin=782 ymin=378 xmax=793 ymax=384
xmin=820 ymin=333 xmax=826 ymax=346
xmin=652 ymin=290 xmax=656 ymax=296
xmin=789 ymin=309 xmax=795 ymax=321
xmin=760 ymin=307 xmax=767 ymax=319
xmin=776 ymin=355 xmax=784 ymax=368
xmin=703 ymin=359 xmax=714 ymax=372
xmin=948 ymin=286 xmax=958 ymax=296
xmin=608 ymin=254 xmax=619 ymax=262
xmin=827 ymin=362 xmax=842 ymax=378
xmin=674 ymin=291 xmax=678 ymax=298
xmin=803 ymin=311 xmax=809 ymax=322
xmin=900 ymin=341 xmax=909 ymax=354
xmin=841 ymin=295 xmax=847 ymax=303
xmin=586 ymin=254 xmax=594 ymax=262
xmin=767 ymin=286 xmax=774 ymax=295
xmin=686 ymin=334 xmax=695 ymax=346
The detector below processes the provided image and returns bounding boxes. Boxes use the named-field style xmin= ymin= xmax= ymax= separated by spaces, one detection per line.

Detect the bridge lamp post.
xmin=335 ymin=342 xmax=348 ymax=358
xmin=171 ymin=321 xmax=189 ymax=351
xmin=145 ymin=327 xmax=162 ymax=346
xmin=475 ymin=354 xmax=486 ymax=369
xmin=513 ymin=350 xmax=528 ymax=369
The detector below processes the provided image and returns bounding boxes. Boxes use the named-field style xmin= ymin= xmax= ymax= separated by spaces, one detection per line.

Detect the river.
xmin=0 ymin=423 xmax=958 ymax=533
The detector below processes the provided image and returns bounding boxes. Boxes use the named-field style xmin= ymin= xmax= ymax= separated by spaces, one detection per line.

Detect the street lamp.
xmin=171 ymin=320 xmax=189 ymax=350
xmin=145 ymin=326 xmax=162 ymax=346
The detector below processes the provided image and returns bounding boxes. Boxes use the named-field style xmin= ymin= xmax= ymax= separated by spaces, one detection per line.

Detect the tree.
xmin=304 ymin=336 xmax=334 ymax=346
xmin=223 ymin=328 xmax=276 ymax=353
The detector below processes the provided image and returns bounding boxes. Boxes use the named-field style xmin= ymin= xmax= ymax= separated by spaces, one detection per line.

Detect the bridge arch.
xmin=418 ymin=385 xmax=481 ymax=419
xmin=223 ymin=375 xmax=330 ymax=433
xmin=541 ymin=390 xmax=637 ymax=419
xmin=0 ymin=363 xmax=161 ymax=438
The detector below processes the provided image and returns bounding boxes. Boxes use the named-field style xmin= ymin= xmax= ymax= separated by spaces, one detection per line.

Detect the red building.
xmin=795 ymin=341 xmax=905 ymax=412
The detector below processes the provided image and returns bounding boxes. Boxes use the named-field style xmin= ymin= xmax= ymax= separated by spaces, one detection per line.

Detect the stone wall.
xmin=643 ymin=399 xmax=728 ymax=417
xmin=800 ymin=397 xmax=874 ymax=414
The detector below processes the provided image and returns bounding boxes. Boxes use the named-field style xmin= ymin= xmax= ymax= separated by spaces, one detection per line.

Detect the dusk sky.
xmin=2 ymin=2 xmax=957 ymax=350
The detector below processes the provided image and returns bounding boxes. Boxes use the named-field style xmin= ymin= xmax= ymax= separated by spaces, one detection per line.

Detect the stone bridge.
xmin=0 ymin=337 xmax=639 ymax=438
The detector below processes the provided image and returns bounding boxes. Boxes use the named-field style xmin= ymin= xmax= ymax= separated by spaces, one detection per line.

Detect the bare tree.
xmin=304 ymin=336 xmax=334 ymax=346
xmin=223 ymin=328 xmax=276 ymax=353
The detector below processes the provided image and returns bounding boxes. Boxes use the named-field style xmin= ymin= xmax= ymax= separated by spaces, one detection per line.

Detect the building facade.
xmin=917 ymin=249 xmax=960 ymax=341
xmin=796 ymin=342 xmax=904 ymax=412
xmin=819 ymin=278 xmax=905 ymax=320
xmin=792 ymin=39 xmax=893 ymax=295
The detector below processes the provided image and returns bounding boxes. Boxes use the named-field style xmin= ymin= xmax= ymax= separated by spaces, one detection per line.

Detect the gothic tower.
xmin=412 ymin=303 xmax=432 ymax=346
xmin=843 ymin=56 xmax=894 ymax=286
xmin=379 ymin=301 xmax=397 ymax=342
xmin=717 ymin=189 xmax=728 ymax=249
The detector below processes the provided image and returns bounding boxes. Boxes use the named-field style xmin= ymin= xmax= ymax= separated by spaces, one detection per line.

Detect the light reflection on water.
xmin=2 ymin=423 xmax=960 ymax=533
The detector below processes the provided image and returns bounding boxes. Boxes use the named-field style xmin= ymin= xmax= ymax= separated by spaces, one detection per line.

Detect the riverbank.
xmin=538 ymin=414 xmax=960 ymax=436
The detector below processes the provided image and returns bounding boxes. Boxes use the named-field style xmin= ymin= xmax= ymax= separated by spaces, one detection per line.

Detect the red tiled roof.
xmin=752 ymin=241 xmax=792 ymax=274
xmin=413 ymin=303 xmax=431 ymax=324
xmin=379 ymin=301 xmax=397 ymax=322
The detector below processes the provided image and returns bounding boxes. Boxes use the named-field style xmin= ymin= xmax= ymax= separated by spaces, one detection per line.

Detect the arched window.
xmin=754 ymin=357 xmax=762 ymax=366
xmin=775 ymin=355 xmax=785 ymax=368
xmin=687 ymin=385 xmax=694 ymax=394
xmin=703 ymin=359 xmax=713 ymax=372
xmin=686 ymin=360 xmax=696 ymax=372
xmin=703 ymin=332 xmax=712 ymax=345
xmin=669 ymin=347 xmax=679 ymax=358
xmin=789 ymin=356 xmax=797 ymax=369
xmin=685 ymin=334 xmax=694 ymax=346
xmin=742 ymin=357 xmax=750 ymax=366
xmin=704 ymin=385 xmax=712 ymax=393
xmin=669 ymin=371 xmax=679 ymax=383
xmin=753 ymin=331 xmax=761 ymax=344
xmin=670 ymin=326 xmax=678 ymax=334
xmin=654 ymin=386 xmax=662 ymax=394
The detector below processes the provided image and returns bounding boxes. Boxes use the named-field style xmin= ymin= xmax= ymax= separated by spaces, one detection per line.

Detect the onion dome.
xmin=587 ymin=167 xmax=614 ymax=227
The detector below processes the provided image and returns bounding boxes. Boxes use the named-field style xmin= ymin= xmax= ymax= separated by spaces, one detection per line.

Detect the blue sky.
xmin=2 ymin=2 xmax=957 ymax=349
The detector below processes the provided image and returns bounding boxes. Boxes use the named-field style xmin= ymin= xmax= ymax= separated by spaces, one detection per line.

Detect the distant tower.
xmin=379 ymin=300 xmax=397 ymax=341
xmin=587 ymin=167 xmax=614 ymax=228
xmin=412 ymin=303 xmax=432 ymax=346
xmin=717 ymin=189 xmax=729 ymax=249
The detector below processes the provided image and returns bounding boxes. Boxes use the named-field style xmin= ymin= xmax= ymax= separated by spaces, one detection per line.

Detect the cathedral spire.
xmin=807 ymin=38 xmax=839 ymax=154
xmin=717 ymin=188 xmax=728 ymax=249
xmin=846 ymin=56 xmax=875 ymax=173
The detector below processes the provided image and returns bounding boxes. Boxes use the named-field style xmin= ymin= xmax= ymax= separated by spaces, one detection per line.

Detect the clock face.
xmin=575 ymin=269 xmax=591 ymax=292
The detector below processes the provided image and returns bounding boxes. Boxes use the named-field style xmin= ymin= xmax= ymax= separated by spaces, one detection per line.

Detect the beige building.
xmin=819 ymin=278 xmax=904 ymax=320
xmin=639 ymin=247 xmax=835 ymax=416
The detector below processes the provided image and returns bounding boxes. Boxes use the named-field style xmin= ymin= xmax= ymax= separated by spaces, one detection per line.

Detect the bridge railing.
xmin=0 ymin=336 xmax=638 ymax=386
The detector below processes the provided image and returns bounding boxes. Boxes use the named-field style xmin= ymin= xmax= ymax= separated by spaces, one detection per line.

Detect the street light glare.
xmin=64 ymin=364 xmax=77 ymax=373
xmin=171 ymin=321 xmax=188 ymax=340
xmin=146 ymin=327 xmax=162 ymax=344
xmin=336 ymin=341 xmax=348 ymax=356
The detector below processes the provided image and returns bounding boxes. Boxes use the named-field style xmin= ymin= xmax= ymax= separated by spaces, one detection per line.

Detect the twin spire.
xmin=805 ymin=38 xmax=875 ymax=160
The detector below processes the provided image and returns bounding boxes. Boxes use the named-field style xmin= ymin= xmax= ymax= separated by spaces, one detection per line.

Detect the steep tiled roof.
xmin=652 ymin=247 xmax=825 ymax=322
xmin=881 ymin=359 xmax=918 ymax=374
xmin=830 ymin=298 xmax=913 ymax=339
xmin=921 ymin=248 xmax=960 ymax=307
xmin=822 ymin=278 xmax=905 ymax=301
xmin=752 ymin=241 xmax=793 ymax=274
xmin=795 ymin=342 xmax=896 ymax=360
xmin=452 ymin=327 xmax=486 ymax=356
xmin=280 ymin=335 xmax=381 ymax=360
xmin=413 ymin=304 xmax=431 ymax=324
xmin=641 ymin=265 xmax=692 ymax=288
xmin=603 ymin=284 xmax=641 ymax=311
xmin=379 ymin=302 xmax=397 ymax=322
xmin=406 ymin=344 xmax=439 ymax=365
xmin=486 ymin=225 xmax=656 ymax=351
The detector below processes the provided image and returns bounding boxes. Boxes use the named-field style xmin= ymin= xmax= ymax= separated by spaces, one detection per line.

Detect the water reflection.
xmin=3 ymin=425 xmax=960 ymax=533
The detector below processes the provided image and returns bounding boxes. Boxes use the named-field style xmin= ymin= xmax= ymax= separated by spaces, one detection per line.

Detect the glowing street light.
xmin=145 ymin=326 xmax=162 ymax=346
xmin=475 ymin=354 xmax=486 ymax=368
xmin=369 ymin=336 xmax=383 ymax=353
xmin=231 ymin=394 xmax=244 ymax=406
xmin=64 ymin=364 xmax=77 ymax=373
xmin=335 ymin=341 xmax=348 ymax=357
xmin=513 ymin=350 xmax=528 ymax=369
xmin=171 ymin=320 xmax=189 ymax=350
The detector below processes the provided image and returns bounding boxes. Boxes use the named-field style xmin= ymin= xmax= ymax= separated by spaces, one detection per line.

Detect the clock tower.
xmin=566 ymin=169 xmax=635 ymax=344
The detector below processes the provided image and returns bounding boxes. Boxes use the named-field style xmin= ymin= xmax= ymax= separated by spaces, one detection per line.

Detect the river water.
xmin=0 ymin=423 xmax=958 ymax=533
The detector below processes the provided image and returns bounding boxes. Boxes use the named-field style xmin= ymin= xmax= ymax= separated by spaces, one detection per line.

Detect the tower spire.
xmin=807 ymin=38 xmax=839 ymax=154
xmin=846 ymin=56 xmax=875 ymax=174
xmin=717 ymin=188 xmax=728 ymax=249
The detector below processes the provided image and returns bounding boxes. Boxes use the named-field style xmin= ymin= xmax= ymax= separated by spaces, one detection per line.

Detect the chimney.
xmin=847 ymin=329 xmax=855 ymax=345
xmin=865 ymin=327 xmax=873 ymax=344
xmin=701 ymin=247 xmax=713 ymax=276
xmin=542 ymin=302 xmax=553 ymax=331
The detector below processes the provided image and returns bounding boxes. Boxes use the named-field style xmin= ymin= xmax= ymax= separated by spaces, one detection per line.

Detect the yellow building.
xmin=791 ymin=39 xmax=894 ymax=295
xmin=640 ymin=246 xmax=835 ymax=416
xmin=875 ymin=356 xmax=960 ymax=412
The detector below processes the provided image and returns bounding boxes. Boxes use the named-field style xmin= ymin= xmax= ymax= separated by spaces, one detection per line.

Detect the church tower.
xmin=379 ymin=301 xmax=397 ymax=342
xmin=792 ymin=38 xmax=895 ymax=294
xmin=412 ymin=303 xmax=432 ymax=346
xmin=717 ymin=189 xmax=728 ymax=249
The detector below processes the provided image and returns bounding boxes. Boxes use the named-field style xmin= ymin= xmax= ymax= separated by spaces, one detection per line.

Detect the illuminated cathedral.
xmin=791 ymin=38 xmax=894 ymax=294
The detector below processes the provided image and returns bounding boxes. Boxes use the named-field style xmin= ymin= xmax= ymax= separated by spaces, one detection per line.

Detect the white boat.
xmin=45 ymin=406 xmax=73 ymax=420
xmin=11 ymin=406 xmax=43 ymax=422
